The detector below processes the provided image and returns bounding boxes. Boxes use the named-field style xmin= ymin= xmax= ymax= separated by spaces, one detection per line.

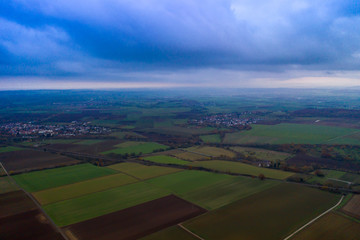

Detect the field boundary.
xmin=178 ymin=223 xmax=205 ymax=240
xmin=0 ymin=162 xmax=69 ymax=240
xmin=283 ymin=194 xmax=344 ymax=240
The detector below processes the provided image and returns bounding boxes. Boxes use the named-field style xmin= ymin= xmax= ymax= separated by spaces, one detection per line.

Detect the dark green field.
xmin=184 ymin=184 xmax=340 ymax=240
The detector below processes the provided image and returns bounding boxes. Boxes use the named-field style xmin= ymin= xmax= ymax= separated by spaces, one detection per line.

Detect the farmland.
xmin=0 ymin=176 xmax=19 ymax=194
xmin=173 ymin=151 xmax=209 ymax=161
xmin=13 ymin=163 xmax=117 ymax=192
xmin=143 ymin=155 xmax=191 ymax=166
xmin=292 ymin=212 xmax=360 ymax=240
xmin=0 ymin=150 xmax=80 ymax=173
xmin=200 ymin=134 xmax=221 ymax=143
xmin=141 ymin=225 xmax=199 ymax=240
xmin=185 ymin=146 xmax=236 ymax=158
xmin=33 ymin=173 xmax=138 ymax=205
xmin=224 ymin=123 xmax=360 ymax=145
xmin=183 ymin=184 xmax=340 ymax=240
xmin=102 ymin=141 xmax=169 ymax=155
xmin=107 ymin=162 xmax=182 ymax=180
xmin=190 ymin=160 xmax=293 ymax=179
xmin=63 ymin=195 xmax=206 ymax=240
xmin=230 ymin=146 xmax=292 ymax=162
xmin=0 ymin=146 xmax=24 ymax=153
xmin=44 ymin=181 xmax=169 ymax=226
xmin=342 ymin=194 xmax=360 ymax=219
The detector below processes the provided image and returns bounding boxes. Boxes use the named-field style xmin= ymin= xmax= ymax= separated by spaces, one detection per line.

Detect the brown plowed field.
xmin=0 ymin=150 xmax=80 ymax=173
xmin=64 ymin=194 xmax=207 ymax=240
xmin=0 ymin=209 xmax=64 ymax=240
xmin=0 ymin=190 xmax=36 ymax=218
xmin=342 ymin=194 xmax=360 ymax=219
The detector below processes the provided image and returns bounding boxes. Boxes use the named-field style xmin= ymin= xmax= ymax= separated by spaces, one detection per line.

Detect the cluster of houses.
xmin=0 ymin=121 xmax=111 ymax=137
xmin=189 ymin=112 xmax=262 ymax=128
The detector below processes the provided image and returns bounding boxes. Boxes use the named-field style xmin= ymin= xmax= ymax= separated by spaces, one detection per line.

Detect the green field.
xmin=44 ymin=181 xmax=169 ymax=226
xmin=102 ymin=141 xmax=169 ymax=155
xmin=107 ymin=162 xmax=182 ymax=180
xmin=146 ymin=170 xmax=232 ymax=195
xmin=200 ymin=134 xmax=221 ymax=143
xmin=292 ymin=212 xmax=360 ymax=240
xmin=0 ymin=146 xmax=24 ymax=153
xmin=143 ymin=155 xmax=191 ymax=166
xmin=190 ymin=160 xmax=293 ymax=179
xmin=184 ymin=184 xmax=340 ymax=240
xmin=231 ymin=146 xmax=291 ymax=162
xmin=186 ymin=146 xmax=236 ymax=158
xmin=224 ymin=124 xmax=360 ymax=145
xmin=33 ymin=173 xmax=138 ymax=205
xmin=182 ymin=176 xmax=279 ymax=210
xmin=13 ymin=164 xmax=117 ymax=192
xmin=141 ymin=225 xmax=198 ymax=240
xmin=74 ymin=139 xmax=106 ymax=145
xmin=0 ymin=176 xmax=19 ymax=194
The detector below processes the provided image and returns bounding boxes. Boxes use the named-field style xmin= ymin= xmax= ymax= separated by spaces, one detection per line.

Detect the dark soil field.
xmin=0 ymin=190 xmax=36 ymax=218
xmin=342 ymin=194 xmax=360 ymax=219
xmin=0 ymin=150 xmax=80 ymax=173
xmin=287 ymin=153 xmax=360 ymax=172
xmin=64 ymin=194 xmax=207 ymax=240
xmin=0 ymin=209 xmax=64 ymax=240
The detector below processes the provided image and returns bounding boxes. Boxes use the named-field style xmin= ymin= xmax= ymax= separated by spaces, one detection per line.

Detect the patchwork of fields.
xmin=189 ymin=160 xmax=294 ymax=179
xmin=102 ymin=141 xmax=169 ymax=155
xmin=3 ymin=142 xmax=358 ymax=239
xmin=183 ymin=184 xmax=341 ymax=240
xmin=224 ymin=123 xmax=360 ymax=145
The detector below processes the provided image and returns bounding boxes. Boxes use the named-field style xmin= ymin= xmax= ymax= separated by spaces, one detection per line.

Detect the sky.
xmin=0 ymin=0 xmax=360 ymax=89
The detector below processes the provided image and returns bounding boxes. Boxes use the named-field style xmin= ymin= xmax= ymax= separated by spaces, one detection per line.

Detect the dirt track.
xmin=64 ymin=194 xmax=207 ymax=240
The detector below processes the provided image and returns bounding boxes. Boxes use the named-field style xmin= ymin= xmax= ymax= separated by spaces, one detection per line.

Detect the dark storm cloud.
xmin=0 ymin=0 xmax=360 ymax=80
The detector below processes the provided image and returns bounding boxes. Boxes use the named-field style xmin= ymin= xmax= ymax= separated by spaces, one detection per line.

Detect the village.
xmin=0 ymin=121 xmax=111 ymax=137
xmin=189 ymin=112 xmax=262 ymax=128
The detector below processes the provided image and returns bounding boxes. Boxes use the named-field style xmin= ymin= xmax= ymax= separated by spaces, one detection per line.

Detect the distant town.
xmin=0 ymin=122 xmax=111 ymax=138
xmin=189 ymin=112 xmax=262 ymax=128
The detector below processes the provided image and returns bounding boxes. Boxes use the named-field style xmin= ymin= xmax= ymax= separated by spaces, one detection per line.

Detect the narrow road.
xmin=178 ymin=223 xmax=205 ymax=240
xmin=0 ymin=162 xmax=69 ymax=240
xmin=283 ymin=195 xmax=344 ymax=240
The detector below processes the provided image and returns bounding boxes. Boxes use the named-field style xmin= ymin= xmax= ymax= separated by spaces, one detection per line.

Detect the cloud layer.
xmin=1 ymin=0 xmax=360 ymax=88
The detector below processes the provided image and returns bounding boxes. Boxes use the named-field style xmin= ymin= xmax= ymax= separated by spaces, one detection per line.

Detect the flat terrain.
xmin=102 ymin=141 xmax=169 ymax=155
xmin=224 ymin=123 xmax=360 ymax=145
xmin=64 ymin=195 xmax=206 ymax=240
xmin=0 ymin=176 xmax=19 ymax=194
xmin=173 ymin=151 xmax=209 ymax=161
xmin=0 ymin=146 xmax=24 ymax=153
xmin=0 ymin=150 xmax=80 ymax=173
xmin=183 ymin=176 xmax=279 ymax=210
xmin=33 ymin=173 xmax=138 ymax=205
xmin=342 ymin=194 xmax=360 ymax=219
xmin=0 ymin=190 xmax=36 ymax=219
xmin=292 ymin=212 xmax=360 ymax=240
xmin=143 ymin=155 xmax=191 ymax=166
xmin=190 ymin=160 xmax=293 ymax=179
xmin=141 ymin=225 xmax=199 ymax=240
xmin=184 ymin=184 xmax=340 ymax=240
xmin=231 ymin=146 xmax=291 ymax=162
xmin=0 ymin=209 xmax=64 ymax=240
xmin=200 ymin=134 xmax=221 ymax=143
xmin=107 ymin=162 xmax=182 ymax=180
xmin=186 ymin=146 xmax=236 ymax=158
xmin=44 ymin=181 xmax=169 ymax=226
xmin=14 ymin=163 xmax=117 ymax=192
